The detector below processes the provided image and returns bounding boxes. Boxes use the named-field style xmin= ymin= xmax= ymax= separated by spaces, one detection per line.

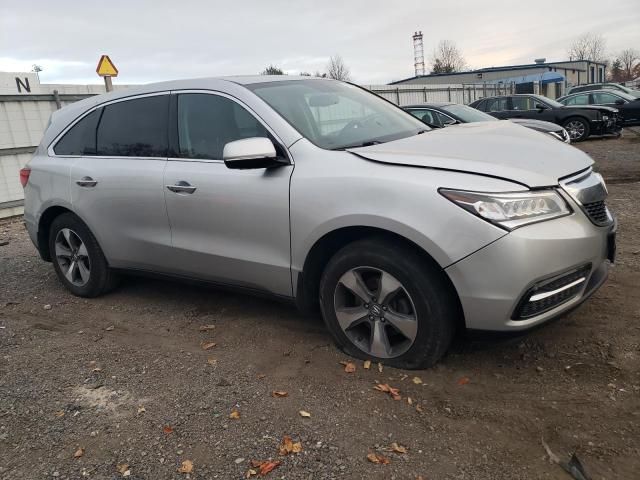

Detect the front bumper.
xmin=445 ymin=211 xmax=613 ymax=331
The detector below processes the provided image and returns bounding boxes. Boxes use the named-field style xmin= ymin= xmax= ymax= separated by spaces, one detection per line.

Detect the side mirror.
xmin=535 ymin=103 xmax=548 ymax=110
xmin=615 ymin=99 xmax=625 ymax=105
xmin=443 ymin=119 xmax=459 ymax=126
xmin=223 ymin=137 xmax=286 ymax=170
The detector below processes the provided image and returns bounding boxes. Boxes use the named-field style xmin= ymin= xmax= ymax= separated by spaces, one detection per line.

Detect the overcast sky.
xmin=1 ymin=0 xmax=639 ymax=86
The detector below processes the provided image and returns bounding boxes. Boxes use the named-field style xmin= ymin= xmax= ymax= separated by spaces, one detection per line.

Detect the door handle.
xmin=76 ymin=176 xmax=98 ymax=187
xmin=166 ymin=181 xmax=197 ymax=194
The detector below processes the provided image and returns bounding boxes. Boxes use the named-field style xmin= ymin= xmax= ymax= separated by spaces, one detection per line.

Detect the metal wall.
xmin=366 ymin=83 xmax=515 ymax=106
xmin=0 ymin=93 xmax=95 ymax=218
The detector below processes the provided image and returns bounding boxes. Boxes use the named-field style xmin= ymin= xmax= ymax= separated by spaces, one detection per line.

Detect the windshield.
xmin=247 ymin=80 xmax=428 ymax=150
xmin=441 ymin=104 xmax=496 ymax=122
xmin=532 ymin=95 xmax=563 ymax=108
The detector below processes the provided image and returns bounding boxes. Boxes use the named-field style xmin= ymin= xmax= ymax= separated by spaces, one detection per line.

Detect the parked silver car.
xmin=21 ymin=77 xmax=616 ymax=368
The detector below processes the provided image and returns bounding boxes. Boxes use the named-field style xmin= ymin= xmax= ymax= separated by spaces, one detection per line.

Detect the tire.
xmin=319 ymin=237 xmax=458 ymax=369
xmin=48 ymin=213 xmax=118 ymax=297
xmin=562 ymin=117 xmax=590 ymax=142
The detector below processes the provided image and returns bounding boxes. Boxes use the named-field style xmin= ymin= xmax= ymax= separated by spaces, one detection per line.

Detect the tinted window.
xmin=177 ymin=94 xmax=271 ymax=160
xmin=511 ymin=97 xmax=536 ymax=110
xmin=486 ymin=98 xmax=509 ymax=112
xmin=407 ymin=109 xmax=442 ymax=126
xmin=97 ymin=95 xmax=168 ymax=157
xmin=473 ymin=99 xmax=487 ymax=111
xmin=54 ymin=109 xmax=101 ymax=155
xmin=592 ymin=92 xmax=623 ymax=104
xmin=564 ymin=94 xmax=589 ymax=106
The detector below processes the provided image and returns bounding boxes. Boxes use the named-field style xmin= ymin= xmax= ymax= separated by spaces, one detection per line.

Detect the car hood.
xmin=347 ymin=121 xmax=592 ymax=188
xmin=560 ymin=105 xmax=618 ymax=113
xmin=508 ymin=118 xmax=562 ymax=133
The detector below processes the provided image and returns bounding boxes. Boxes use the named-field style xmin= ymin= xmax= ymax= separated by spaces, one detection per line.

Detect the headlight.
xmin=440 ymin=189 xmax=572 ymax=230
xmin=602 ymin=115 xmax=609 ymax=121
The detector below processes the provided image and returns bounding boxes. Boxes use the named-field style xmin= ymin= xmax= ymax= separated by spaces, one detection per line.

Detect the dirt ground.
xmin=0 ymin=134 xmax=639 ymax=480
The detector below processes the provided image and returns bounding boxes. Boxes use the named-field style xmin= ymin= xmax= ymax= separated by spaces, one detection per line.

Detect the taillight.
xmin=19 ymin=167 xmax=31 ymax=188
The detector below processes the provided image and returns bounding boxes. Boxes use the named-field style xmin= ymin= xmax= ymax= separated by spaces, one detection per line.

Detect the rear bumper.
xmin=445 ymin=212 xmax=613 ymax=331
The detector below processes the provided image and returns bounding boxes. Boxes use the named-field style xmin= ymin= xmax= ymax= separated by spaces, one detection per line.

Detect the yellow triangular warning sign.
xmin=96 ymin=55 xmax=118 ymax=77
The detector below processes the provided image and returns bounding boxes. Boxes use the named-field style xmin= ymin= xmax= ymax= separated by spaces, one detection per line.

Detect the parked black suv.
xmin=469 ymin=94 xmax=621 ymax=141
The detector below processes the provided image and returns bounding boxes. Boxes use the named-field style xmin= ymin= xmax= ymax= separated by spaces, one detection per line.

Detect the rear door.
xmin=162 ymin=91 xmax=293 ymax=296
xmin=68 ymin=93 xmax=173 ymax=270
xmin=483 ymin=97 xmax=510 ymax=119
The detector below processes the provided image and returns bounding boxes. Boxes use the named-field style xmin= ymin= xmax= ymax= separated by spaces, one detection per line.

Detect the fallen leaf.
xmin=272 ymin=391 xmax=288 ymax=398
xmin=74 ymin=447 xmax=84 ymax=458
xmin=278 ymin=435 xmax=303 ymax=455
xmin=367 ymin=452 xmax=390 ymax=464
xmin=207 ymin=357 xmax=217 ymax=365
xmin=230 ymin=408 xmax=241 ymax=419
xmin=248 ymin=460 xmax=281 ymax=476
xmin=390 ymin=442 xmax=407 ymax=454
xmin=162 ymin=425 xmax=174 ymax=435
xmin=340 ymin=361 xmax=356 ymax=373
xmin=457 ymin=376 xmax=470 ymax=385
xmin=105 ymin=325 xmax=114 ymax=331
xmin=378 ymin=363 xmax=383 ymax=373
xmin=117 ymin=463 xmax=129 ymax=475
xmin=257 ymin=374 xmax=266 ymax=379
xmin=407 ymin=397 xmax=413 ymax=405
xmin=373 ymin=383 xmax=401 ymax=400
xmin=259 ymin=461 xmax=280 ymax=475
xmin=415 ymin=405 xmax=424 ymax=413
xmin=178 ymin=460 xmax=193 ymax=474
xmin=92 ymin=367 xmax=102 ymax=372
xmin=54 ymin=410 xmax=65 ymax=417
xmin=364 ymin=360 xmax=371 ymax=370
xmin=400 ymin=374 xmax=408 ymax=381
xmin=412 ymin=376 xmax=423 ymax=385
xmin=299 ymin=410 xmax=311 ymax=418
xmin=202 ymin=342 xmax=217 ymax=350
xmin=137 ymin=406 xmax=146 ymax=415
xmin=199 ymin=324 xmax=215 ymax=331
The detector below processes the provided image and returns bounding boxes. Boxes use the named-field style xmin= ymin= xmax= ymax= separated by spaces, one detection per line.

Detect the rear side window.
xmin=53 ymin=109 xmax=101 ymax=156
xmin=485 ymin=97 xmax=509 ymax=112
xmin=564 ymin=94 xmax=589 ymax=106
xmin=97 ymin=95 xmax=168 ymax=157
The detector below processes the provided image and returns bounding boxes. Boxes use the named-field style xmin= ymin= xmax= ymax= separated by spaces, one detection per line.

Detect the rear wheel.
xmin=319 ymin=238 xmax=458 ymax=369
xmin=563 ymin=117 xmax=590 ymax=142
xmin=49 ymin=213 xmax=118 ymax=297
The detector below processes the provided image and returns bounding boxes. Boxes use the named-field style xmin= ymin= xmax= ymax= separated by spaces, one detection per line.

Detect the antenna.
xmin=413 ymin=31 xmax=425 ymax=77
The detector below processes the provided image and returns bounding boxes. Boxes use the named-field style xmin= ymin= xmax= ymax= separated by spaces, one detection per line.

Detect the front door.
xmin=69 ymin=94 xmax=173 ymax=270
xmin=163 ymin=92 xmax=293 ymax=296
xmin=510 ymin=96 xmax=555 ymax=122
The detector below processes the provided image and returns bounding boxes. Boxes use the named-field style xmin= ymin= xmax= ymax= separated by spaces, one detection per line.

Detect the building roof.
xmin=389 ymin=60 xmax=606 ymax=85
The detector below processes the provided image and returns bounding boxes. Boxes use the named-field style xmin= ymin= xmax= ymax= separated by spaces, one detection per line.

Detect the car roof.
xmin=403 ymin=103 xmax=454 ymax=108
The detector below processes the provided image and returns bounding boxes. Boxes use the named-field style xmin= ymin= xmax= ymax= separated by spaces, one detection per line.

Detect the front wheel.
xmin=319 ymin=238 xmax=458 ymax=369
xmin=563 ymin=117 xmax=590 ymax=142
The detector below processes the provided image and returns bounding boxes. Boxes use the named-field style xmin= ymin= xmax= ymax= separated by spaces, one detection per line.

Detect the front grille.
xmin=583 ymin=200 xmax=609 ymax=225
xmin=513 ymin=265 xmax=591 ymax=320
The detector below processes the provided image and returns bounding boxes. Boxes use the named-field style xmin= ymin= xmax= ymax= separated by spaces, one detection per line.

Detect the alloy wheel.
xmin=54 ymin=228 xmax=91 ymax=286
xmin=565 ymin=120 xmax=586 ymax=140
xmin=333 ymin=267 xmax=418 ymax=358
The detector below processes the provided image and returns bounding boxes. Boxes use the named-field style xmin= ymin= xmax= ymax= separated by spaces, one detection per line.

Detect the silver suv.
xmin=21 ymin=77 xmax=616 ymax=368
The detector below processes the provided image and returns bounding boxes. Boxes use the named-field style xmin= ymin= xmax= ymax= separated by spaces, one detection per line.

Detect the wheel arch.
xmin=36 ymin=206 xmax=95 ymax=262
xmin=295 ymin=225 xmax=465 ymax=331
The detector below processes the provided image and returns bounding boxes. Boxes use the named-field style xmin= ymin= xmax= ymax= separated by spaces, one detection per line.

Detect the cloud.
xmin=1 ymin=0 xmax=638 ymax=85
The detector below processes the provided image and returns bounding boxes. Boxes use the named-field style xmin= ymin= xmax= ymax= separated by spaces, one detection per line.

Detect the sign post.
xmin=96 ymin=55 xmax=118 ymax=92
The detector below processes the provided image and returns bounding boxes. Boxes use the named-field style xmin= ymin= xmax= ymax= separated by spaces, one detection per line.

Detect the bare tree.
xmin=567 ymin=32 xmax=607 ymax=62
xmin=430 ymin=40 xmax=466 ymax=74
xmin=326 ymin=55 xmax=351 ymax=81
xmin=618 ymin=48 xmax=640 ymax=81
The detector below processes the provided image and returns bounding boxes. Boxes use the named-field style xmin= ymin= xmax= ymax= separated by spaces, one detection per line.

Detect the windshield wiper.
xmin=332 ymin=140 xmax=383 ymax=150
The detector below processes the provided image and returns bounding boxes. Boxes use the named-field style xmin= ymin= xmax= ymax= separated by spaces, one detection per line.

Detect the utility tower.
xmin=413 ymin=31 xmax=425 ymax=77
